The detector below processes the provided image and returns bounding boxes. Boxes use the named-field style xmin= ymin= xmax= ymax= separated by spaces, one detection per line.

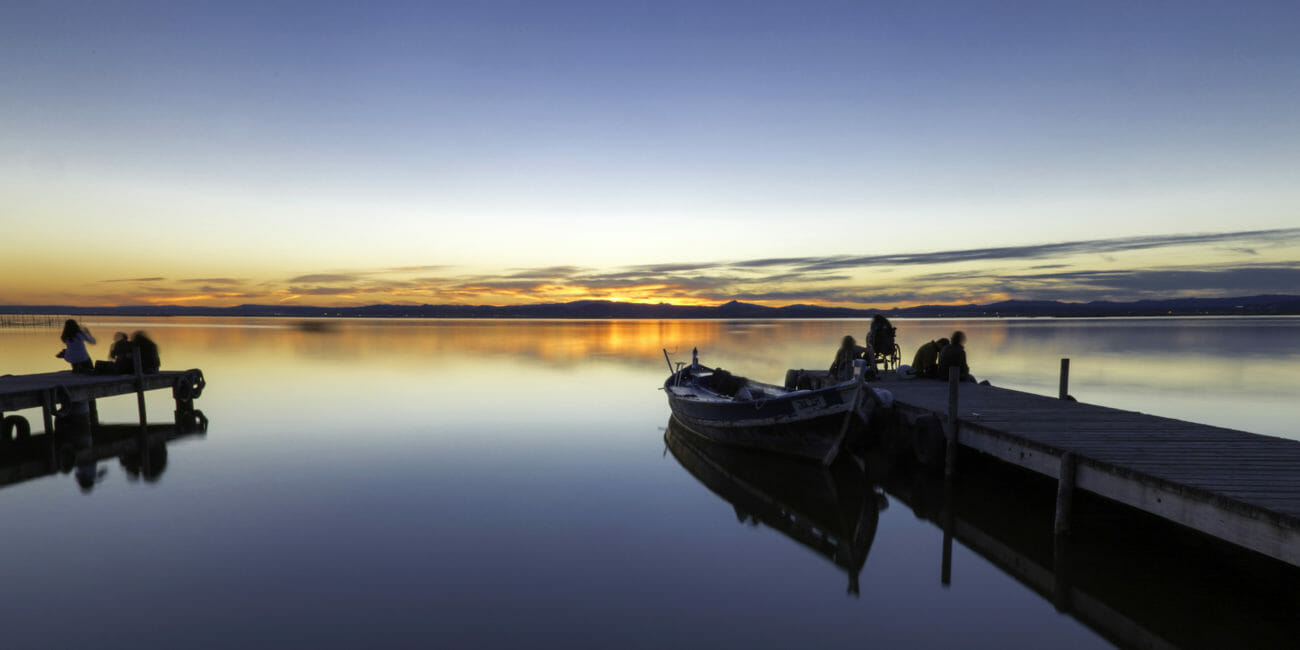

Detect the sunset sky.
xmin=2 ymin=1 xmax=1297 ymax=308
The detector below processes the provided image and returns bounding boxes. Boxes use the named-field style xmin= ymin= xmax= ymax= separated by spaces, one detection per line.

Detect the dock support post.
xmin=1058 ymin=358 xmax=1070 ymax=400
xmin=944 ymin=367 xmax=960 ymax=479
xmin=1054 ymin=452 xmax=1077 ymax=535
xmin=941 ymin=479 xmax=954 ymax=587
xmin=41 ymin=390 xmax=55 ymax=435
xmin=133 ymin=352 xmax=147 ymax=429
xmin=1052 ymin=534 xmax=1072 ymax=613
xmin=941 ymin=366 xmax=960 ymax=582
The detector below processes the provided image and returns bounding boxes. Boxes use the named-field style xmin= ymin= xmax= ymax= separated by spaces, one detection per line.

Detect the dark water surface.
xmin=1 ymin=317 xmax=1297 ymax=648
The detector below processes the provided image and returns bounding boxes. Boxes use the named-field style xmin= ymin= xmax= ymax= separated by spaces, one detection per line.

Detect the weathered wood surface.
xmin=0 ymin=370 xmax=196 ymax=412
xmin=878 ymin=376 xmax=1300 ymax=565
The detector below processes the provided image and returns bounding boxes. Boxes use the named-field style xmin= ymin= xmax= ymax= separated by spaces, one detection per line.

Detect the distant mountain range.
xmin=3 ymin=295 xmax=1300 ymax=319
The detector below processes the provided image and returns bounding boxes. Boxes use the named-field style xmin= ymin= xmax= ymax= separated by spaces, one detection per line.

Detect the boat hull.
xmin=667 ymin=410 xmax=861 ymax=463
xmin=664 ymin=366 xmax=871 ymax=463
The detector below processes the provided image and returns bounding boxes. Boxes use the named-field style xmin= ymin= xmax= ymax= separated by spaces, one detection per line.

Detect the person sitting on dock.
xmin=131 ymin=331 xmax=162 ymax=374
xmin=829 ymin=335 xmax=869 ymax=381
xmin=866 ymin=315 xmax=895 ymax=359
xmin=936 ymin=331 xmax=975 ymax=383
xmin=56 ymin=319 xmax=97 ymax=373
xmin=910 ymin=337 xmax=949 ymax=379
xmin=104 ymin=331 xmax=131 ymax=372
xmin=109 ymin=331 xmax=129 ymax=359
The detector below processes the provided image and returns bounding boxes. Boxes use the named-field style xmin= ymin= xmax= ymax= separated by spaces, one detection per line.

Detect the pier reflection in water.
xmin=0 ymin=411 xmax=207 ymax=493
xmin=668 ymin=406 xmax=1300 ymax=649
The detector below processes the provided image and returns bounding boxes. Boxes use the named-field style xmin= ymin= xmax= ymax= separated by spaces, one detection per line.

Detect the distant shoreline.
xmin=3 ymin=294 xmax=1298 ymax=320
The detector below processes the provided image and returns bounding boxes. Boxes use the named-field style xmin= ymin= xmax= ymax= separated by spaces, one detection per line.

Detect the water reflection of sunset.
xmin=4 ymin=316 xmax=1296 ymax=439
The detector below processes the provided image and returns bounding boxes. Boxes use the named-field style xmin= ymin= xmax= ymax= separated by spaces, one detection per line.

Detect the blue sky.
xmin=1 ymin=1 xmax=1297 ymax=306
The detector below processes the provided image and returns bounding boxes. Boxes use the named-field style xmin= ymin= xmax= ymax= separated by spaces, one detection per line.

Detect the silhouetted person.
xmin=866 ymin=315 xmax=895 ymax=362
xmin=936 ymin=330 xmax=975 ymax=383
xmin=829 ymin=335 xmax=868 ymax=381
xmin=131 ymin=331 xmax=161 ymax=373
xmin=57 ymin=319 xmax=96 ymax=373
xmin=910 ymin=337 xmax=950 ymax=379
xmin=108 ymin=331 xmax=131 ymax=369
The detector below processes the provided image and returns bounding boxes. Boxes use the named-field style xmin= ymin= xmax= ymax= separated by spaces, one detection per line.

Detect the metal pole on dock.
xmin=944 ymin=366 xmax=960 ymax=479
xmin=1058 ymin=358 xmax=1070 ymax=400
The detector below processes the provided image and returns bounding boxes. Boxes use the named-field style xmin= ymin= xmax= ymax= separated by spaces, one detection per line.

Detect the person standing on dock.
xmin=56 ymin=319 xmax=96 ymax=373
xmin=936 ymin=331 xmax=975 ymax=383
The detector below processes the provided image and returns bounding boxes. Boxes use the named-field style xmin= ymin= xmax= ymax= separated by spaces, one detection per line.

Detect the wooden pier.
xmin=0 ymin=367 xmax=205 ymax=436
xmin=874 ymin=451 xmax=1300 ymax=649
xmin=876 ymin=364 xmax=1300 ymax=568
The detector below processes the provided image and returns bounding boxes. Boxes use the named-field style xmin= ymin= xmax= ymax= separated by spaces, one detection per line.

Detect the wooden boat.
xmin=665 ymin=419 xmax=887 ymax=595
xmin=663 ymin=349 xmax=875 ymax=465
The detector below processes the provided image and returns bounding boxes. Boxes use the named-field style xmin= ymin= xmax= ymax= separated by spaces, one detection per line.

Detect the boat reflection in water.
xmin=665 ymin=416 xmax=887 ymax=595
xmin=667 ymin=414 xmax=1300 ymax=646
xmin=0 ymin=410 xmax=208 ymax=493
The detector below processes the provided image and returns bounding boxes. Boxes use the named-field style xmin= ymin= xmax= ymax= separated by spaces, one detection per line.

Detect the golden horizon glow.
xmin=2 ymin=227 xmax=1299 ymax=309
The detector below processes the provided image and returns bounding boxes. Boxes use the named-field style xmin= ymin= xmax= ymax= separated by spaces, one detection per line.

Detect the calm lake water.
xmin=1 ymin=316 xmax=1298 ymax=648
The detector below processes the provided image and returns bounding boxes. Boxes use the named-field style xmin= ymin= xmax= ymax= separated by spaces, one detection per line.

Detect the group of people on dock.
xmin=828 ymin=315 xmax=978 ymax=383
xmin=828 ymin=316 xmax=898 ymax=381
xmin=909 ymin=330 xmax=974 ymax=382
xmin=57 ymin=319 xmax=160 ymax=375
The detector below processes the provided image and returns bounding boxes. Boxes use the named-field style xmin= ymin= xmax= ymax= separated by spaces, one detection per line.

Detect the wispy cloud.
xmin=756 ymin=228 xmax=1300 ymax=273
xmin=384 ymin=265 xmax=449 ymax=272
xmin=180 ymin=277 xmax=244 ymax=285
xmin=287 ymin=273 xmax=358 ymax=283
xmin=286 ymin=286 xmax=359 ymax=296
xmin=53 ymin=228 xmax=1300 ymax=307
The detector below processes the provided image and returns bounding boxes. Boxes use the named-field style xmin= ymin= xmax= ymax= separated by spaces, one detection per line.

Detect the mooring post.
xmin=941 ymin=479 xmax=955 ymax=587
xmin=133 ymin=351 xmax=147 ymax=429
xmin=41 ymin=389 xmax=55 ymax=435
xmin=944 ymin=366 xmax=960 ymax=479
xmin=1052 ymin=533 xmax=1073 ymax=612
xmin=1054 ymin=452 xmax=1077 ymax=535
xmin=1058 ymin=358 xmax=1070 ymax=400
